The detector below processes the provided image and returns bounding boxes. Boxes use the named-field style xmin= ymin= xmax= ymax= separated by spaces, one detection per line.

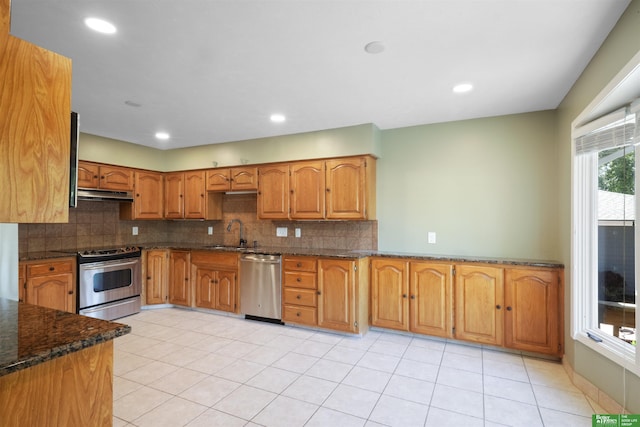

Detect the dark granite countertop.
xmin=141 ymin=242 xmax=564 ymax=268
xmin=0 ymin=298 xmax=130 ymax=377
xmin=19 ymin=244 xmax=563 ymax=268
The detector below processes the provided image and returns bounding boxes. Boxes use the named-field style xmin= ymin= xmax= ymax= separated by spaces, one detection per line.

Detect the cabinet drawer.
xmin=27 ymin=261 xmax=73 ymax=277
xmin=283 ymin=256 xmax=317 ymax=272
xmin=191 ymin=251 xmax=238 ymax=268
xmin=283 ymin=288 xmax=317 ymax=307
xmin=283 ymin=271 xmax=316 ymax=289
xmin=283 ymin=305 xmax=317 ymax=325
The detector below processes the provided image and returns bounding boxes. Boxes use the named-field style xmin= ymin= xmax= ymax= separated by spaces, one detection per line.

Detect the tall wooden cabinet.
xmin=168 ymin=251 xmax=191 ymax=307
xmin=454 ymin=264 xmax=504 ymax=346
xmin=1 ymin=21 xmax=72 ymax=222
xmin=20 ymin=258 xmax=76 ymax=313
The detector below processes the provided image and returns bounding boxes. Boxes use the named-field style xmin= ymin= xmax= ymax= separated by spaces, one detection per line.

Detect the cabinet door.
xmin=370 ymin=258 xmax=409 ymax=331
xmin=25 ymin=273 xmax=74 ymax=312
xmin=133 ymin=171 xmax=164 ymax=219
xmin=230 ymin=167 xmax=258 ymax=191
xmin=145 ymin=250 xmax=168 ymax=304
xmin=318 ymin=259 xmax=356 ymax=332
xmin=215 ymin=270 xmax=237 ymax=312
xmin=505 ymin=268 xmax=561 ymax=355
xmin=168 ymin=251 xmax=191 ymax=306
xmin=257 ymin=165 xmax=290 ymax=219
xmin=77 ymin=161 xmax=99 ymax=188
xmin=99 ymin=165 xmax=134 ymax=191
xmin=206 ymin=169 xmax=231 ymax=191
xmin=325 ymin=158 xmax=366 ymax=219
xmin=454 ymin=265 xmax=504 ymax=345
xmin=290 ymin=161 xmax=325 ymax=219
xmin=410 ymin=262 xmax=453 ymax=338
xmin=184 ymin=170 xmax=206 ymax=219
xmin=164 ymin=172 xmax=184 ymax=219
xmin=194 ymin=268 xmax=215 ymax=309
xmin=0 ymin=34 xmax=71 ymax=223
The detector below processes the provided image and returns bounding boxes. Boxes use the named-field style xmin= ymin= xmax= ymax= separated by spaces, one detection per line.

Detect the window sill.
xmin=575 ymin=330 xmax=639 ymax=377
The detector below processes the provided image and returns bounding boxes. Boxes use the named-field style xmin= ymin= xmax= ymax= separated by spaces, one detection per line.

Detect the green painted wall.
xmin=378 ymin=111 xmax=558 ymax=259
xmin=79 ymin=133 xmax=165 ymax=170
xmin=556 ymin=0 xmax=640 ymax=412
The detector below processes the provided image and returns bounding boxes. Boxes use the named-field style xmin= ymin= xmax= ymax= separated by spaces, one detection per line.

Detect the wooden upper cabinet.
xmin=164 ymin=172 xmax=184 ymax=219
xmin=206 ymin=169 xmax=231 ymax=191
xmin=454 ymin=265 xmax=504 ymax=346
xmin=206 ymin=167 xmax=258 ymax=191
xmin=77 ymin=162 xmax=100 ymax=188
xmin=257 ymin=164 xmax=290 ymax=219
xmin=325 ymin=157 xmax=376 ymax=220
xmin=410 ymin=261 xmax=453 ymax=338
xmin=504 ymin=268 xmax=561 ymax=356
xmin=121 ymin=170 xmax=164 ymax=220
xmin=370 ymin=258 xmax=409 ymax=331
xmin=0 ymin=33 xmax=72 ymax=222
xmin=77 ymin=161 xmax=134 ymax=191
xmin=184 ymin=170 xmax=207 ymax=218
xmin=1 ymin=0 xmax=9 ymax=33
xmin=290 ymin=160 xmax=325 ymax=219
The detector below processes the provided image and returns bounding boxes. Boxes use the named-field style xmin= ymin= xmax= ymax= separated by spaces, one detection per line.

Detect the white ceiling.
xmin=9 ymin=0 xmax=631 ymax=150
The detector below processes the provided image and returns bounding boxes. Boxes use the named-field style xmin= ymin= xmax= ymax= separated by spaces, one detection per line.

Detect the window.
xmin=573 ymin=101 xmax=640 ymax=370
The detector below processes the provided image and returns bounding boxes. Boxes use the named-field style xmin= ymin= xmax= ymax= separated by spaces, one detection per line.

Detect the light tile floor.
xmin=113 ymin=308 xmax=602 ymax=427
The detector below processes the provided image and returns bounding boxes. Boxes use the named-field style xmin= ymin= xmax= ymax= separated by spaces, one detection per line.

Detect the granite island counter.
xmin=0 ymin=298 xmax=130 ymax=426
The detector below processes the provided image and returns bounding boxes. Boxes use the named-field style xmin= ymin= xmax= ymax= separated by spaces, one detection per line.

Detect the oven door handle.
xmin=80 ymin=258 xmax=140 ymax=270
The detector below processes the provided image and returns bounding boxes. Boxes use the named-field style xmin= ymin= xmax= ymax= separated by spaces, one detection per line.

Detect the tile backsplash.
xmin=19 ymin=194 xmax=377 ymax=253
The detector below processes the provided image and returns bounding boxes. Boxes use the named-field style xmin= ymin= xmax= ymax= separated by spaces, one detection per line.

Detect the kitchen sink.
xmin=204 ymin=245 xmax=254 ymax=252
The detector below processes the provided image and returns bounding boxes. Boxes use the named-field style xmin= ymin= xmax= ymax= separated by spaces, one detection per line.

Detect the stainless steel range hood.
xmin=76 ymin=188 xmax=134 ymax=202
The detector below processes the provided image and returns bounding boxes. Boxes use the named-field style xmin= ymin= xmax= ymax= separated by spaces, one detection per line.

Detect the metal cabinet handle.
xmin=296 ymin=312 xmax=301 ymax=317
xmin=496 ymin=305 xmax=502 ymax=310
xmin=410 ymin=295 xmax=415 ymax=299
xmin=402 ymin=294 xmax=407 ymax=298
xmin=296 ymin=262 xmax=302 ymax=267
xmin=317 ymin=291 xmax=321 ymax=295
xmin=507 ymin=306 xmax=512 ymax=311
xmin=49 ymin=266 xmax=55 ymax=271
xmin=296 ymin=295 xmax=301 ymax=299
xmin=296 ymin=277 xmax=302 ymax=282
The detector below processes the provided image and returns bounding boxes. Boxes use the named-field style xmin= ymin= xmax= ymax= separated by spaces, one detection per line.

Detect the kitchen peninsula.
xmin=0 ymin=298 xmax=130 ymax=426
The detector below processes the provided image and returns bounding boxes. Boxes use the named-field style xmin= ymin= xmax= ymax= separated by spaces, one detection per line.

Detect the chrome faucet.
xmin=226 ymin=219 xmax=246 ymax=247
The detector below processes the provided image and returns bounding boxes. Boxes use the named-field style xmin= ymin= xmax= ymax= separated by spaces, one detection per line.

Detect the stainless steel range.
xmin=77 ymin=246 xmax=142 ymax=320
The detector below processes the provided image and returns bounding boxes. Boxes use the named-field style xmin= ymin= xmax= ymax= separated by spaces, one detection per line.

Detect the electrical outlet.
xmin=132 ymin=226 xmax=139 ymax=236
xmin=276 ymin=227 xmax=288 ymax=237
xmin=428 ymin=231 xmax=436 ymax=244
xmin=207 ymin=226 xmax=213 ymax=235
xmin=295 ymin=228 xmax=301 ymax=238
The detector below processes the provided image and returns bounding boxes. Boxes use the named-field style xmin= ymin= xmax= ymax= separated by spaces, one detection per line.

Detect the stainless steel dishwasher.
xmin=240 ymin=253 xmax=282 ymax=323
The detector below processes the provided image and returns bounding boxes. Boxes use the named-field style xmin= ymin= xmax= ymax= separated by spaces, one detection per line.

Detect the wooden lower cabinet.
xmin=370 ymin=258 xmax=409 ymax=331
xmin=144 ymin=250 xmax=169 ymax=305
xmin=370 ymin=258 xmax=453 ymax=338
xmin=20 ymin=258 xmax=76 ymax=313
xmin=410 ymin=261 xmax=453 ymax=338
xmin=454 ymin=264 xmax=504 ymax=346
xmin=191 ymin=251 xmax=238 ymax=313
xmin=282 ymin=256 xmax=318 ymax=326
xmin=504 ymin=267 xmax=562 ymax=356
xmin=168 ymin=251 xmax=191 ymax=306
xmin=318 ymin=258 xmax=369 ymax=334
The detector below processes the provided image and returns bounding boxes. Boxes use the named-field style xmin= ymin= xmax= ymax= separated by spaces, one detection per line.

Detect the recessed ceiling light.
xmin=85 ymin=17 xmax=117 ymax=34
xmin=453 ymin=83 xmax=474 ymax=94
xmin=155 ymin=132 xmax=170 ymax=140
xmin=364 ymin=41 xmax=385 ymax=54
xmin=270 ymin=114 xmax=286 ymax=123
